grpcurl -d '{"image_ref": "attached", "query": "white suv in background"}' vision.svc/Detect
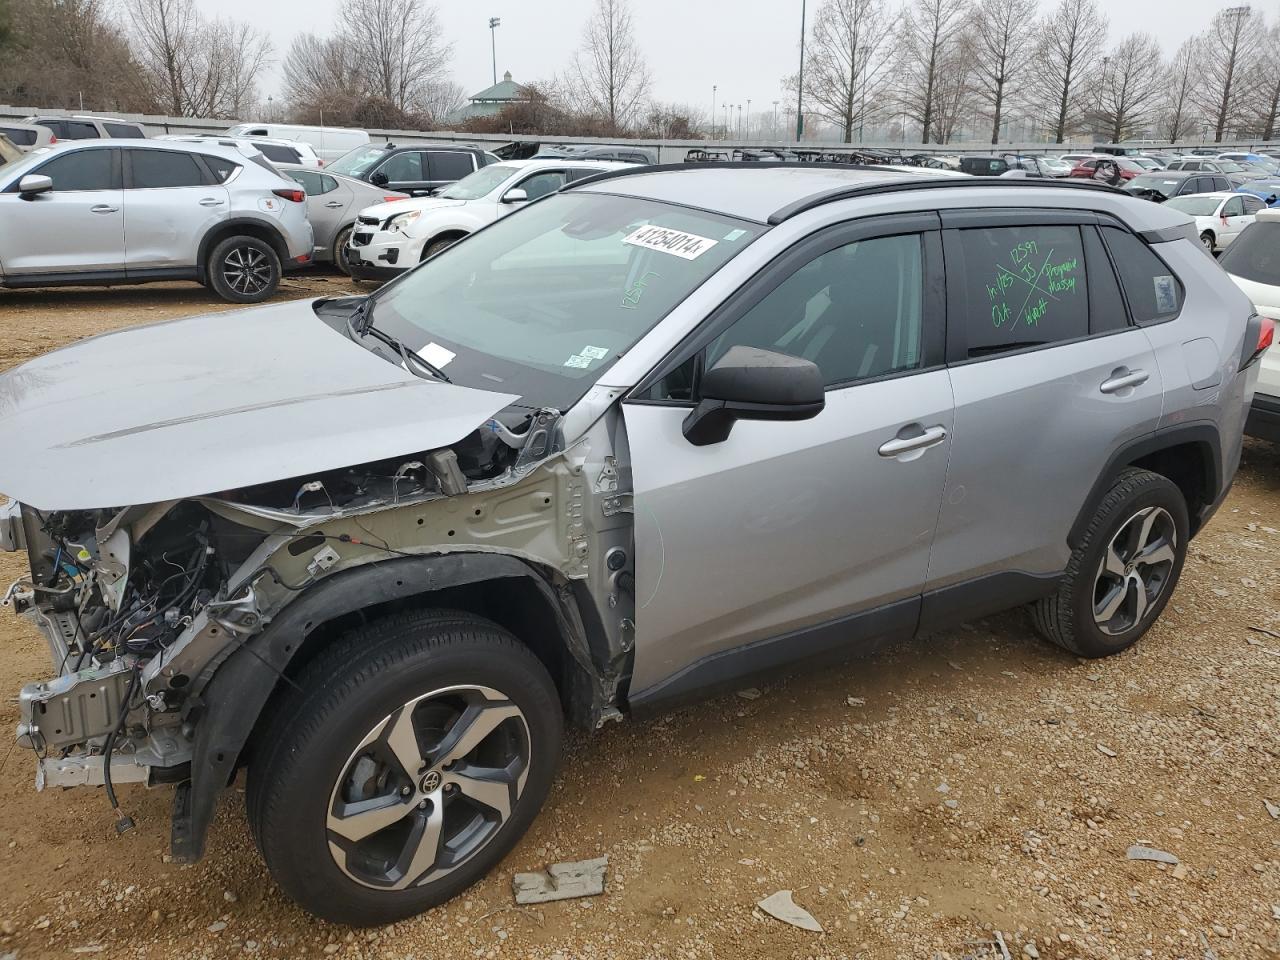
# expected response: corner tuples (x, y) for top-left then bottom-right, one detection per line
(159, 135), (323, 169)
(0, 140), (313, 302)
(347, 158), (629, 280)
(1221, 208), (1280, 439)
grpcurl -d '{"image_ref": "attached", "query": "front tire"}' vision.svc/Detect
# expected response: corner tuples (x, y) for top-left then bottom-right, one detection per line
(422, 235), (461, 261)
(246, 609), (563, 926)
(206, 235), (281, 303)
(1200, 231), (1216, 253)
(1033, 468), (1188, 658)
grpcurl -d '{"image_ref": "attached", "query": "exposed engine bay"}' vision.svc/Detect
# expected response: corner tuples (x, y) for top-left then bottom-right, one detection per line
(2, 401), (633, 837)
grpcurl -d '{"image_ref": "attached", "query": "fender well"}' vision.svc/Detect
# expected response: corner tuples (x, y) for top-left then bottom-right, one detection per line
(420, 229), (469, 261)
(1068, 422), (1222, 549)
(196, 218), (289, 282)
(173, 552), (602, 864)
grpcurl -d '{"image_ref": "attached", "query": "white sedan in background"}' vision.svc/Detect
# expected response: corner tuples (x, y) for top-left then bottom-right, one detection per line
(1220, 208), (1280, 439)
(1163, 191), (1265, 253)
(346, 158), (630, 281)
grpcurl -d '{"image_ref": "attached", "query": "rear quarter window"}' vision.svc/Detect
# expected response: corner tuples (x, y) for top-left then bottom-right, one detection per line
(1100, 226), (1183, 324)
(1, 127), (37, 146)
(258, 144), (302, 164)
(104, 123), (143, 138)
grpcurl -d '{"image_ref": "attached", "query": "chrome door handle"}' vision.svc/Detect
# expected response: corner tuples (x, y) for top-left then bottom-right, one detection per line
(323, 200), (344, 208)
(878, 425), (947, 458)
(198, 198), (224, 207)
(1100, 369), (1149, 394)
(89, 204), (118, 214)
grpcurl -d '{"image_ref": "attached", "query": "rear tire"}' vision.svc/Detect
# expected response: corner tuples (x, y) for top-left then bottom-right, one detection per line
(1032, 468), (1188, 658)
(1200, 231), (1216, 253)
(246, 609), (562, 926)
(206, 235), (280, 303)
(333, 226), (354, 276)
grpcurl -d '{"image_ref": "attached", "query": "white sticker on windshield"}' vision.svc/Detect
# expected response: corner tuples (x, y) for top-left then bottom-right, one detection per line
(421, 342), (456, 368)
(1153, 275), (1178, 314)
(578, 345), (609, 360)
(623, 225), (718, 260)
(724, 228), (747, 241)
(563, 354), (593, 368)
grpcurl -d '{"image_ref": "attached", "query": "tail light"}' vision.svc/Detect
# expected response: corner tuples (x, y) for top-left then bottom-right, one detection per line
(1242, 313), (1275, 369)
(272, 188), (306, 203)
(49, 135), (58, 144)
(317, 159), (324, 167)
(383, 195), (408, 202)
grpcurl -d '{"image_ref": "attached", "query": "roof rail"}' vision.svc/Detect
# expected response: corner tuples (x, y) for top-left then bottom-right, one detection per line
(565, 160), (1129, 224)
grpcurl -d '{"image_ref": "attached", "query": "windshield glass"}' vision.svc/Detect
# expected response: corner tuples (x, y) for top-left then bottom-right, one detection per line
(1220, 221), (1280, 286)
(1218, 161), (1245, 173)
(371, 192), (766, 409)
(439, 164), (519, 200)
(1165, 196), (1223, 216)
(1126, 175), (1183, 195)
(328, 145), (389, 177)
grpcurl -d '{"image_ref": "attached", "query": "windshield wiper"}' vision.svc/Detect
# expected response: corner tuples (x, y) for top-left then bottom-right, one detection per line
(346, 300), (453, 384)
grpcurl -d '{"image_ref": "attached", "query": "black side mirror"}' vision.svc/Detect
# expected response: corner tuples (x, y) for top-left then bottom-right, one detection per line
(370, 171), (389, 186)
(682, 345), (825, 446)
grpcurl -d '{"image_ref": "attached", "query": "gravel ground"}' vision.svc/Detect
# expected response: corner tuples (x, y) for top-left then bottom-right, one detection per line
(0, 280), (1277, 960)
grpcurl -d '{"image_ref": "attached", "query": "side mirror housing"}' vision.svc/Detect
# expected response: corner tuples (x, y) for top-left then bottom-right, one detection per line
(18, 174), (52, 198)
(501, 188), (528, 204)
(369, 171), (389, 186)
(682, 345), (825, 446)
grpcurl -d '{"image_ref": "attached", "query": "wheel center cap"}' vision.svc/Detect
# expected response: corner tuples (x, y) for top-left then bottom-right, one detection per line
(1125, 562), (1136, 576)
(419, 770), (441, 792)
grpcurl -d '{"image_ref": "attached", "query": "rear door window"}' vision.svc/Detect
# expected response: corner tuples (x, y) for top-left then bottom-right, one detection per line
(128, 149), (205, 188)
(951, 224), (1089, 357)
(428, 151), (476, 181)
(36, 119), (66, 138)
(1100, 226), (1183, 324)
(62, 120), (100, 139)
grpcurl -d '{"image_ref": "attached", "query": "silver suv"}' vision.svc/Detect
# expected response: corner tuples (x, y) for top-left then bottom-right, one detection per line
(0, 165), (1264, 925)
(0, 140), (313, 302)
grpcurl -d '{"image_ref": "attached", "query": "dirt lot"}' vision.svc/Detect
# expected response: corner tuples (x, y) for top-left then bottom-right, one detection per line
(0, 280), (1277, 960)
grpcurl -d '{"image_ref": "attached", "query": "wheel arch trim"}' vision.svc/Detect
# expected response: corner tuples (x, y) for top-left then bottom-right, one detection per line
(195, 217), (289, 282)
(173, 551), (600, 864)
(1067, 422), (1222, 550)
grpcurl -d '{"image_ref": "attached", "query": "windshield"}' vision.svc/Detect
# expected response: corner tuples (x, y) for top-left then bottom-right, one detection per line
(1218, 161), (1245, 173)
(370, 192), (766, 409)
(328, 145), (389, 178)
(1220, 221), (1280, 286)
(1244, 180), (1280, 195)
(1165, 196), (1223, 216)
(1126, 175), (1183, 195)
(439, 164), (520, 200)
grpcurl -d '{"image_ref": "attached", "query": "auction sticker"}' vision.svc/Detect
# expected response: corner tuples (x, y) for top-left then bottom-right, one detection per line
(623, 225), (718, 260)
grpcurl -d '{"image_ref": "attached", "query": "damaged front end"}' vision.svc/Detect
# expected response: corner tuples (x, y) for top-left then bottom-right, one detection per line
(2, 400), (635, 844)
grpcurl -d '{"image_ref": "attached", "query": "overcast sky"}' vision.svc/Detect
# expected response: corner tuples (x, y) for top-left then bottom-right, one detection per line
(204, 0), (1222, 123)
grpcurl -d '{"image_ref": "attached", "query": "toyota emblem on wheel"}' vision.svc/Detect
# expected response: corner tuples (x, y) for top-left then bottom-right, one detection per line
(420, 770), (441, 792)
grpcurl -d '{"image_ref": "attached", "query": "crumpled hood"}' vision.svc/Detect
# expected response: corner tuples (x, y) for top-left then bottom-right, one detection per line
(361, 196), (466, 222)
(0, 299), (517, 511)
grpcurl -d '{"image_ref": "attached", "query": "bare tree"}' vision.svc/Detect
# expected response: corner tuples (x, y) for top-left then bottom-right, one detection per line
(570, 0), (651, 131)
(339, 0), (451, 114)
(126, 0), (270, 117)
(1094, 33), (1164, 142)
(970, 0), (1037, 144)
(929, 28), (976, 143)
(0, 0), (152, 110)
(1194, 5), (1263, 142)
(416, 79), (467, 126)
(282, 33), (361, 110)
(898, 0), (968, 142)
(1025, 0), (1108, 143)
(1159, 38), (1203, 142)
(1254, 25), (1280, 140)
(801, 0), (899, 142)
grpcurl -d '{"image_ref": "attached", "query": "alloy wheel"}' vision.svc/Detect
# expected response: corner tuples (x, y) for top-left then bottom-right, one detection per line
(1092, 506), (1178, 636)
(221, 245), (273, 296)
(326, 684), (530, 890)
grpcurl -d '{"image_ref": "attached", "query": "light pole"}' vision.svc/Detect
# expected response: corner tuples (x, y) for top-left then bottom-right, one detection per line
(738, 104), (743, 139)
(712, 85), (717, 139)
(746, 99), (752, 139)
(795, 0), (807, 140)
(772, 100), (779, 139)
(488, 18), (501, 87)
